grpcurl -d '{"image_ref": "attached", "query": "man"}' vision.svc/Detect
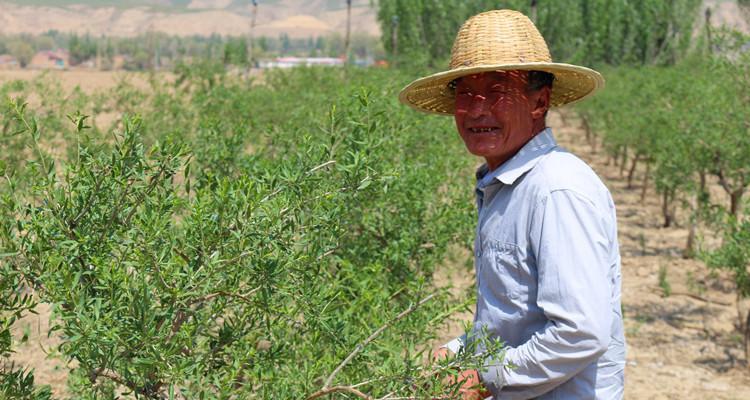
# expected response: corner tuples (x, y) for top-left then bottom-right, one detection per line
(398, 10), (625, 400)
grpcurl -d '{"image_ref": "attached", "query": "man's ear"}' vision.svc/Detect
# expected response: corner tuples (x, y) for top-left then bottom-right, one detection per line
(530, 86), (551, 120)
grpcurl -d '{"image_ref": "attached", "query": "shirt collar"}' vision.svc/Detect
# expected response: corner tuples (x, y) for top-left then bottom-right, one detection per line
(476, 128), (557, 189)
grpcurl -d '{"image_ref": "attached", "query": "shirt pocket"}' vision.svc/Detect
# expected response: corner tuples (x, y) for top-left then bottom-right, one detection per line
(481, 241), (525, 301)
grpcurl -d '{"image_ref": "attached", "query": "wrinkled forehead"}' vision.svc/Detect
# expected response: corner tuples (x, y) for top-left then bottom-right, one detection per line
(454, 70), (529, 88)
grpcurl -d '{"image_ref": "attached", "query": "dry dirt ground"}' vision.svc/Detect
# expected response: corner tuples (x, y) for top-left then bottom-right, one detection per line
(0, 69), (155, 94)
(5, 71), (750, 398)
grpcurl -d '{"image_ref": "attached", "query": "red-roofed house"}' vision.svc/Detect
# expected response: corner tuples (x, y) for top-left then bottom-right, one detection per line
(29, 50), (69, 70)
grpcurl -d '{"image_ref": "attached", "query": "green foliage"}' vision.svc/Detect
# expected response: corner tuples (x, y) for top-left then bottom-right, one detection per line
(5, 38), (35, 68)
(0, 65), (491, 398)
(576, 29), (750, 336)
(68, 33), (98, 66)
(658, 265), (671, 297)
(376, 0), (701, 67)
(705, 219), (750, 299)
(0, 368), (52, 400)
(222, 37), (248, 66)
(579, 29), (750, 220)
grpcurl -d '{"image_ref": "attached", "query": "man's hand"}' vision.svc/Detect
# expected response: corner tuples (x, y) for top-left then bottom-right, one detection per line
(430, 348), (490, 400)
(431, 347), (453, 362)
(455, 369), (490, 400)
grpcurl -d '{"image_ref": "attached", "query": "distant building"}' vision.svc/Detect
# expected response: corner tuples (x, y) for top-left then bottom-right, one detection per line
(260, 56), (344, 69)
(29, 50), (69, 70)
(0, 54), (19, 69)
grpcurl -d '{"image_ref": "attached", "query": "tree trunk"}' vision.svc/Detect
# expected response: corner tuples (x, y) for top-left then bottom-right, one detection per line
(612, 146), (620, 167)
(627, 153), (640, 189)
(391, 16), (399, 66)
(730, 189), (743, 219)
(662, 191), (673, 228)
(744, 308), (750, 367)
(705, 7), (713, 54)
(344, 0), (352, 66)
(684, 210), (697, 259)
(249, 1), (258, 67)
(684, 172), (707, 259)
(581, 115), (595, 152)
(619, 147), (628, 178)
(640, 162), (650, 203)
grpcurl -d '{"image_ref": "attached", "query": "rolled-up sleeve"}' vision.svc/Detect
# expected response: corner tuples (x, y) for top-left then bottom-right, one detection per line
(479, 189), (613, 399)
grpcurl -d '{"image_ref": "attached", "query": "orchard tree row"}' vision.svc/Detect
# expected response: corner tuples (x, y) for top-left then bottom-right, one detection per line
(575, 29), (750, 358)
(376, 0), (701, 67)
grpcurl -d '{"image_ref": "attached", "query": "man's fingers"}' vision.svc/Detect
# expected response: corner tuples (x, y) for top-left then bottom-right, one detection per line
(431, 347), (452, 362)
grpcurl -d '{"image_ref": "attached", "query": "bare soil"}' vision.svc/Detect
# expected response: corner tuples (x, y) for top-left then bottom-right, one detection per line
(0, 69), (155, 94)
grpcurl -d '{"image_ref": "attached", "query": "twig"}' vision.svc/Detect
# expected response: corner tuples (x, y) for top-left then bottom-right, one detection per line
(323, 293), (437, 389)
(260, 186), (283, 203)
(308, 160), (336, 174)
(195, 288), (261, 306)
(260, 160), (336, 204)
(174, 248), (191, 263)
(122, 161), (170, 226)
(316, 247), (338, 261)
(70, 168), (106, 228)
(306, 385), (372, 400)
(90, 368), (134, 391)
(166, 288), (261, 342)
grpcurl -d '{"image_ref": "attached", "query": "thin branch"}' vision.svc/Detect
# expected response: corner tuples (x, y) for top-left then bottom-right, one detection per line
(305, 385), (372, 400)
(308, 160), (336, 174)
(716, 166), (734, 196)
(192, 288), (261, 306)
(323, 293), (437, 389)
(260, 186), (283, 203)
(174, 248), (191, 263)
(122, 161), (170, 226)
(90, 368), (134, 391)
(260, 160), (336, 204)
(166, 287), (261, 342)
(316, 247), (338, 261)
(70, 168), (107, 228)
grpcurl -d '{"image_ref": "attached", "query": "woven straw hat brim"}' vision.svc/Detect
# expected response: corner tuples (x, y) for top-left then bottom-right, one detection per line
(398, 62), (605, 116)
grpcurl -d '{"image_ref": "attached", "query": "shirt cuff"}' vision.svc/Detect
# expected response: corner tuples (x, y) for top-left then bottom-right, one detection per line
(478, 346), (513, 397)
(440, 333), (467, 354)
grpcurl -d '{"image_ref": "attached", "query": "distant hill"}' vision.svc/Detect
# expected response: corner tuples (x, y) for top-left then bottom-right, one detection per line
(0, 0), (380, 38)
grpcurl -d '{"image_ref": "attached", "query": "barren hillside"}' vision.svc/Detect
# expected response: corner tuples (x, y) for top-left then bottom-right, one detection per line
(703, 0), (750, 34)
(0, 0), (380, 38)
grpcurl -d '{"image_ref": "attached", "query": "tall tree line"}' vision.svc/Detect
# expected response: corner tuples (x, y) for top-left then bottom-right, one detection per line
(376, 0), (702, 67)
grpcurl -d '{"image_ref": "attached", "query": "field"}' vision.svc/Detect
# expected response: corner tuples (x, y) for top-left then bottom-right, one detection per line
(1, 65), (750, 399)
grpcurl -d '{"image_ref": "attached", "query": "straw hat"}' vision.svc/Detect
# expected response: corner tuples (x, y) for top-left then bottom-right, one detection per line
(398, 9), (604, 115)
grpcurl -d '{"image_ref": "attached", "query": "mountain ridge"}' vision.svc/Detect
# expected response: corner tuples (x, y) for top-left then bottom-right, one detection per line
(0, 0), (380, 38)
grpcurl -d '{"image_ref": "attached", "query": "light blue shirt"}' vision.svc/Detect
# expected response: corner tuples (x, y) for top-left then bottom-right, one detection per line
(450, 128), (625, 399)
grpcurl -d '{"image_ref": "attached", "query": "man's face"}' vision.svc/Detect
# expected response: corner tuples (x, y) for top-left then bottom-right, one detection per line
(454, 71), (548, 170)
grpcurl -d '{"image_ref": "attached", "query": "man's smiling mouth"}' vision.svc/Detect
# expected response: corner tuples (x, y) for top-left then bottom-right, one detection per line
(469, 127), (500, 133)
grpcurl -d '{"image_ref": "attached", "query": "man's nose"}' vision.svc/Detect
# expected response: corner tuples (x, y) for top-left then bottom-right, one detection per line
(467, 94), (489, 118)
